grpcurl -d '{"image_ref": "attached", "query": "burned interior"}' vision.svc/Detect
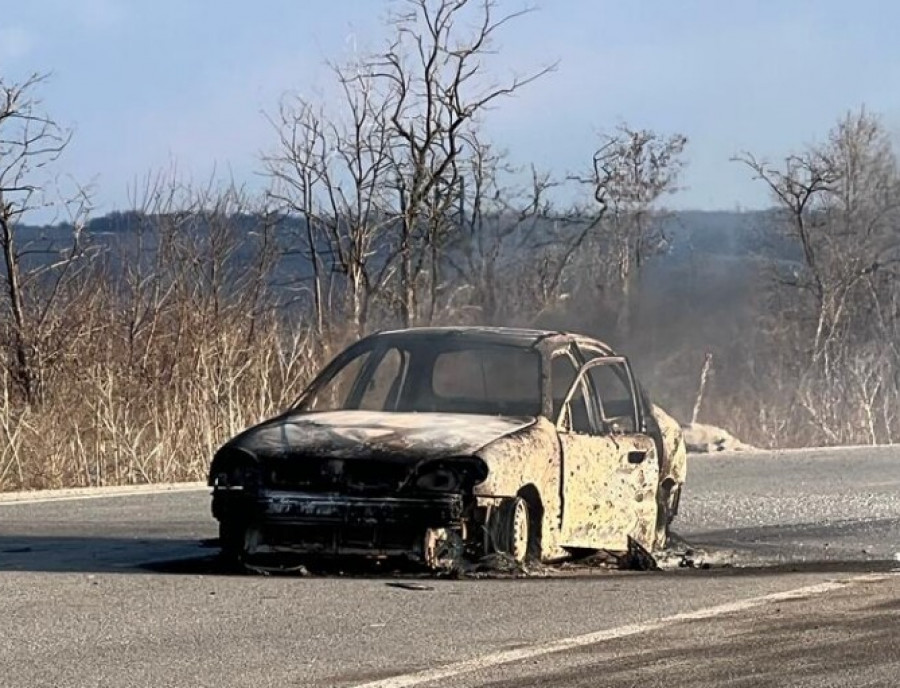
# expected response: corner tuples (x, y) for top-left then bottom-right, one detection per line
(208, 327), (686, 570)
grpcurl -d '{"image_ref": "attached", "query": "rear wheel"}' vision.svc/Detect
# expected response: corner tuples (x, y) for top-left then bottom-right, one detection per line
(654, 482), (680, 550)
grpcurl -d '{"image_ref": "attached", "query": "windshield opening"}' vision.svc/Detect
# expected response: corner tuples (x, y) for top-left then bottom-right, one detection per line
(300, 340), (542, 417)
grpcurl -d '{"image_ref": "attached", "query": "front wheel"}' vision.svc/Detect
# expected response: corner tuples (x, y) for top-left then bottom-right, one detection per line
(492, 496), (531, 563)
(218, 519), (248, 564)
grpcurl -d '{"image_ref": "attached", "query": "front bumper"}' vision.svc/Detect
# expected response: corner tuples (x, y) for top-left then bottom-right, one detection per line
(213, 488), (465, 558)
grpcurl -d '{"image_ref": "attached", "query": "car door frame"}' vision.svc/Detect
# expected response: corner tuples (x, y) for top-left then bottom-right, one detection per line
(559, 355), (643, 435)
(555, 353), (660, 550)
(576, 342), (669, 487)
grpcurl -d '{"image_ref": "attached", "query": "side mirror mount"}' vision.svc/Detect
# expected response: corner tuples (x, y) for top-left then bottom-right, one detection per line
(607, 419), (624, 435)
(558, 405), (572, 433)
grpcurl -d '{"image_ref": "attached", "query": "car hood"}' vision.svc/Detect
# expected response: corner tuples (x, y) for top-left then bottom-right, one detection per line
(222, 410), (536, 464)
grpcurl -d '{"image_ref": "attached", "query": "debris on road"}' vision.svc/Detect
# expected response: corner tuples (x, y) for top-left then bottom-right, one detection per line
(385, 582), (435, 591)
(620, 537), (661, 571)
(241, 560), (310, 577)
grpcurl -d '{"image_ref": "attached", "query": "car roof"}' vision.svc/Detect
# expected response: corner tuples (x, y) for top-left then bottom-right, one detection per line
(370, 326), (615, 354)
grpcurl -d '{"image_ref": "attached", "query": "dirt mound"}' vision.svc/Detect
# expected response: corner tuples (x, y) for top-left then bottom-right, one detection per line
(683, 422), (755, 453)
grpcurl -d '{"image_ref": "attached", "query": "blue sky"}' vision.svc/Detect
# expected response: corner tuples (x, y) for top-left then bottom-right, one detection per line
(2, 0), (899, 219)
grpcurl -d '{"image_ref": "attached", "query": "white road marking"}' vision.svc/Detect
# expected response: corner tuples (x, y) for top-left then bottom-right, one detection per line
(0, 482), (208, 505)
(353, 573), (895, 688)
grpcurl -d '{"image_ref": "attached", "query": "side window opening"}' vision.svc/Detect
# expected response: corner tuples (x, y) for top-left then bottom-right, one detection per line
(579, 345), (647, 434)
(551, 353), (592, 435)
(587, 361), (638, 434)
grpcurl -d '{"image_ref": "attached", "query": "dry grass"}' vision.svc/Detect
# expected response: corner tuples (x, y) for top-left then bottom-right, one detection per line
(0, 184), (335, 491)
(0, 310), (323, 491)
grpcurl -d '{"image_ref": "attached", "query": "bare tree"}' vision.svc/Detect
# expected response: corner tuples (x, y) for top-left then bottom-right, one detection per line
(265, 0), (554, 332)
(736, 109), (900, 361)
(265, 101), (329, 338)
(442, 135), (557, 323)
(442, 124), (687, 329)
(371, 0), (555, 326)
(576, 125), (687, 340)
(737, 107), (900, 445)
(266, 61), (395, 339)
(0, 73), (93, 404)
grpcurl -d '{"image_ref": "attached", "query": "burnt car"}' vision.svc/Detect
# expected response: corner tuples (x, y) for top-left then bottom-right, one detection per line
(208, 327), (686, 568)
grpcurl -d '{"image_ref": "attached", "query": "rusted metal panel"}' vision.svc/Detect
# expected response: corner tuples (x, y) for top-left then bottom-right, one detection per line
(558, 433), (659, 551)
(652, 404), (687, 486)
(473, 418), (564, 559)
(225, 410), (535, 462)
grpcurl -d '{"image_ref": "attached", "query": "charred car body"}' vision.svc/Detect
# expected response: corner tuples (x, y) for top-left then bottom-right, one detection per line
(208, 327), (686, 568)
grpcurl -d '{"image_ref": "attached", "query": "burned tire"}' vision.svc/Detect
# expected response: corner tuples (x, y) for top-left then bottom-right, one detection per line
(654, 482), (680, 550)
(218, 520), (247, 564)
(494, 496), (531, 564)
(653, 501), (669, 550)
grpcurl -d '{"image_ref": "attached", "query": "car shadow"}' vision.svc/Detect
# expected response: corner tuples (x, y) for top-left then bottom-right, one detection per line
(661, 521), (900, 578)
(0, 534), (229, 575)
(1, 531), (896, 579)
(683, 517), (900, 544)
(0, 533), (462, 578)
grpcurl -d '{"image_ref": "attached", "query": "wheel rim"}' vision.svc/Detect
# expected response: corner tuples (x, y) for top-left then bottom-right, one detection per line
(509, 498), (530, 563)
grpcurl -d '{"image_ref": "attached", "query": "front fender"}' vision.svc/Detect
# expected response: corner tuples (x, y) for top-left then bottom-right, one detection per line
(473, 417), (560, 498)
(472, 417), (563, 559)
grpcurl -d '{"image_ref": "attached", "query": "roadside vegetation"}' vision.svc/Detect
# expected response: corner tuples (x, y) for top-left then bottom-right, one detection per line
(1, 0), (899, 490)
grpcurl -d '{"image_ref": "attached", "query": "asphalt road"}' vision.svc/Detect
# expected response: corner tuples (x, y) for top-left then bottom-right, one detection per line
(2, 446), (900, 687)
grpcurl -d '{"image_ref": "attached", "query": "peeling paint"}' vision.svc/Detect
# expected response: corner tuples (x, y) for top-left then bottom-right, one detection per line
(558, 433), (659, 551)
(653, 404), (687, 487)
(225, 410), (534, 462)
(475, 418), (563, 558)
